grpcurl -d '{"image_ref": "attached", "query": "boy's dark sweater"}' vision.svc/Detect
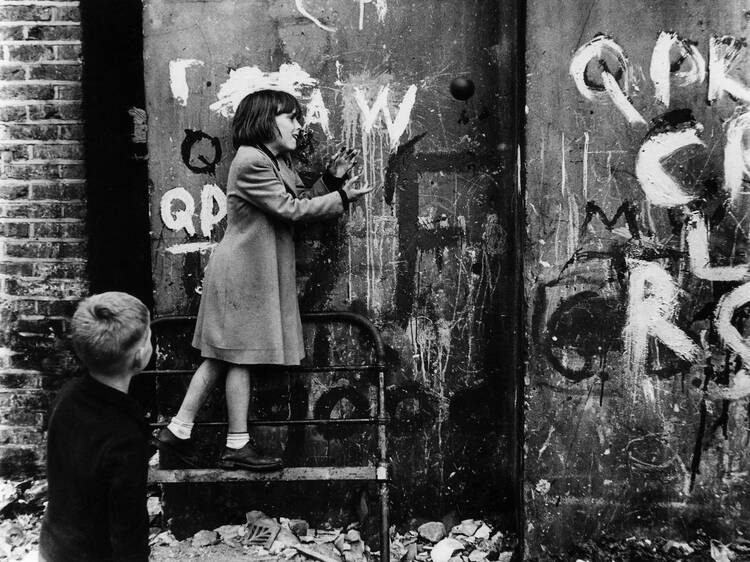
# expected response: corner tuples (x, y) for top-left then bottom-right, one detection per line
(40, 375), (154, 562)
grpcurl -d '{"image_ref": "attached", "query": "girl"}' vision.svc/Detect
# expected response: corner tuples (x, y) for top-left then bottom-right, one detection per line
(154, 89), (373, 470)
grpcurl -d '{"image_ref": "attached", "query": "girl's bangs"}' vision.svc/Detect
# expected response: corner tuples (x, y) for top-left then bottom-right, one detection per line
(275, 92), (302, 118)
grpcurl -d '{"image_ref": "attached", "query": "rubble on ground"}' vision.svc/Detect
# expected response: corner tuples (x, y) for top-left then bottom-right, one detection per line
(0, 478), (47, 562)
(149, 509), (516, 562)
(553, 532), (750, 561)
(1, 483), (748, 561)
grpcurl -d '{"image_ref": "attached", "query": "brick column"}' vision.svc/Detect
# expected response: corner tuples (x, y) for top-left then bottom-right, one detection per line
(0, 0), (85, 477)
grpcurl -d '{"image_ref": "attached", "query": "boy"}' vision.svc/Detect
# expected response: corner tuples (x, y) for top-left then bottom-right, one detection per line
(39, 292), (154, 562)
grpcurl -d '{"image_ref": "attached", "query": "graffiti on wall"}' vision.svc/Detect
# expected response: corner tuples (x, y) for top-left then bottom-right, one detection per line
(155, 49), (504, 504)
(160, 61), (418, 254)
(294, 0), (388, 32)
(535, 30), (750, 489)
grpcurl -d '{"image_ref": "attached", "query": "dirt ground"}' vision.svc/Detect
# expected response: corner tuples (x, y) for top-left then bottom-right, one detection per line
(2, 479), (750, 561)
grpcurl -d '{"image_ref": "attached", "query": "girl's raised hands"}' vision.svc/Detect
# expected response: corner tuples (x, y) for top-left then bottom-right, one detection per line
(341, 174), (375, 202)
(327, 147), (358, 178)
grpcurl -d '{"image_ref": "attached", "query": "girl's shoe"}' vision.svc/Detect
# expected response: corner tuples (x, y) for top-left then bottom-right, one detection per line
(151, 427), (200, 467)
(218, 442), (283, 471)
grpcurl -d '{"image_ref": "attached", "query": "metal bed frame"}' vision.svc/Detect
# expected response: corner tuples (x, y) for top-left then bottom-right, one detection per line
(143, 311), (390, 561)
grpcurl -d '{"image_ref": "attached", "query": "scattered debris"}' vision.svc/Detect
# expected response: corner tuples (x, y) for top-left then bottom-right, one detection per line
(191, 529), (219, 548)
(2, 488), (743, 562)
(290, 518), (310, 537)
(270, 526), (301, 554)
(451, 520), (479, 538)
(246, 512), (281, 548)
(0, 484), (15, 516)
(0, 513), (41, 561)
(474, 524), (491, 541)
(149, 530), (178, 547)
(663, 540), (694, 556)
(418, 521), (446, 543)
(430, 537), (465, 562)
(214, 524), (244, 544)
(556, 534), (750, 561)
(0, 479), (47, 519)
(295, 542), (344, 562)
(710, 540), (734, 562)
(19, 482), (46, 508)
(147, 495), (163, 525)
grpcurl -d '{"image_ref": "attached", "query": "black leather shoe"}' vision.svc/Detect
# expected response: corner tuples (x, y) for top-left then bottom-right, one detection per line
(218, 441), (283, 471)
(151, 427), (199, 467)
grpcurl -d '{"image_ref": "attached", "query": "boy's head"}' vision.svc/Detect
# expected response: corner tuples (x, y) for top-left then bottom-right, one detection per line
(71, 292), (152, 376)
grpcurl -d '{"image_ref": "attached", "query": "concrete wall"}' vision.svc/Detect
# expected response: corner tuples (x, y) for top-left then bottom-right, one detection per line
(144, 0), (521, 527)
(0, 0), (85, 476)
(525, 0), (750, 556)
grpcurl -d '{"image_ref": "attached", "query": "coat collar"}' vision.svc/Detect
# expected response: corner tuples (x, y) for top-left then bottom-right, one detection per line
(254, 143), (280, 170)
(79, 375), (150, 434)
(252, 144), (298, 199)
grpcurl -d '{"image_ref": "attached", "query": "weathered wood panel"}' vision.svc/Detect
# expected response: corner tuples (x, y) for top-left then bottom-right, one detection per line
(144, 0), (520, 530)
(526, 0), (750, 556)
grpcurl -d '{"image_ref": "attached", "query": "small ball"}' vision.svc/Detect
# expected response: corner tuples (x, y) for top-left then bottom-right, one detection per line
(450, 77), (475, 100)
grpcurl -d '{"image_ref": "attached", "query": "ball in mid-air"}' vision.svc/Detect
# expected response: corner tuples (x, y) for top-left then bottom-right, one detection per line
(450, 77), (475, 100)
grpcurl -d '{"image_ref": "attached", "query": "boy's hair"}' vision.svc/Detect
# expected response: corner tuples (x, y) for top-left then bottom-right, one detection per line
(71, 292), (150, 375)
(232, 89), (303, 149)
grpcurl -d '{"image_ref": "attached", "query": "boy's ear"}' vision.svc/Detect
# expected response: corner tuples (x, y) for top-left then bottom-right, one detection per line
(131, 332), (152, 372)
(131, 345), (146, 371)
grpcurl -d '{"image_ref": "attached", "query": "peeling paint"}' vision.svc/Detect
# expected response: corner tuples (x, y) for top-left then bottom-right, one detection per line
(169, 59), (204, 106)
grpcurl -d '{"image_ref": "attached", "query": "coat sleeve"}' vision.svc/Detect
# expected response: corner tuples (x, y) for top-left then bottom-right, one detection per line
(102, 437), (150, 562)
(235, 155), (345, 222)
(297, 169), (346, 200)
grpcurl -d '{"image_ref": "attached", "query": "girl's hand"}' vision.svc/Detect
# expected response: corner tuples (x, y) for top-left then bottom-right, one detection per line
(342, 174), (375, 202)
(327, 147), (358, 178)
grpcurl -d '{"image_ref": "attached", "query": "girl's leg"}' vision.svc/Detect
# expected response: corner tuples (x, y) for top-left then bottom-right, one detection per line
(174, 358), (226, 424)
(156, 358), (226, 466)
(220, 365), (282, 470)
(225, 365), (251, 434)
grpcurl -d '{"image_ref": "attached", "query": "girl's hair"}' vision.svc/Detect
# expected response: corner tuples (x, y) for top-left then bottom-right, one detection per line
(232, 89), (303, 149)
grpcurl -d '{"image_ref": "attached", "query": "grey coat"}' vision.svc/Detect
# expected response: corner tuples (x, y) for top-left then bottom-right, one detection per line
(192, 145), (345, 365)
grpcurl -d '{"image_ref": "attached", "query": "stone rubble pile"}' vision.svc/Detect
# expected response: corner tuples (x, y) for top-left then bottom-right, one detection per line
(150, 507), (515, 562)
(390, 519), (513, 562)
(0, 478), (47, 562)
(150, 508), (377, 562)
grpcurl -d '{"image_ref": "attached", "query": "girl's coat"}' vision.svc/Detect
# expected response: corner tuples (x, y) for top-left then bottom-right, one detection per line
(192, 145), (345, 365)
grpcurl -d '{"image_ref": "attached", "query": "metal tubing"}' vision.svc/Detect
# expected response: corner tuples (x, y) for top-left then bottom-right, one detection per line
(380, 481), (390, 562)
(142, 365), (380, 376)
(150, 418), (376, 427)
(149, 312), (386, 364)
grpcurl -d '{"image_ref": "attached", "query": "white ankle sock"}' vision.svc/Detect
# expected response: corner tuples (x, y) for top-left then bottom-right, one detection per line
(226, 432), (249, 449)
(167, 417), (194, 440)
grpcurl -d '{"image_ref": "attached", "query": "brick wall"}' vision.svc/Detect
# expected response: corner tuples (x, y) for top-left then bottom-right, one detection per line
(0, 0), (85, 477)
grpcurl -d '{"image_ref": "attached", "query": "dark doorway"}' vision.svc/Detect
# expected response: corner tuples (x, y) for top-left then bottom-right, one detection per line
(80, 0), (152, 306)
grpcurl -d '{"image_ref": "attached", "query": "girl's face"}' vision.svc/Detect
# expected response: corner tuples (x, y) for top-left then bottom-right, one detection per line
(268, 111), (301, 155)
